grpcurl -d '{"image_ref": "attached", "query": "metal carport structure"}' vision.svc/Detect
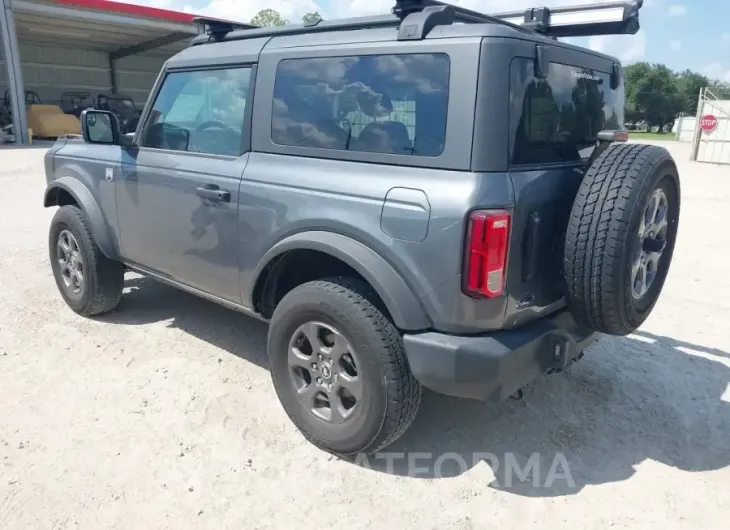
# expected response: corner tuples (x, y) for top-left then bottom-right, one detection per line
(1, 0), (204, 144)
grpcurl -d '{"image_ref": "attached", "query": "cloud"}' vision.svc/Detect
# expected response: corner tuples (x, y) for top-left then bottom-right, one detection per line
(589, 33), (647, 64)
(704, 63), (730, 84)
(667, 5), (688, 17)
(669, 40), (682, 52)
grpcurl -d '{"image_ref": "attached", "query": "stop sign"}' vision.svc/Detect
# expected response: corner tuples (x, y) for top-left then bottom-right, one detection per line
(700, 115), (718, 132)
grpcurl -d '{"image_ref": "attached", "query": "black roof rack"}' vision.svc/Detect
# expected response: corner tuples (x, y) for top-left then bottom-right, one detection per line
(190, 0), (643, 45)
(491, 0), (644, 38)
(193, 17), (259, 41)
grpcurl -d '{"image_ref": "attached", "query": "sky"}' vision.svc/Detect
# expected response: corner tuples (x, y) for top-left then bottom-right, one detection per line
(119, 0), (730, 83)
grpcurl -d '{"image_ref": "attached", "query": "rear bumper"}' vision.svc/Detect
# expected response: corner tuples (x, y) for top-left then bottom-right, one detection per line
(402, 310), (599, 402)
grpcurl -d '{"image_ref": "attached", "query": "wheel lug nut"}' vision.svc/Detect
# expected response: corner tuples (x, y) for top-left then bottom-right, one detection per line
(318, 354), (323, 361)
(311, 363), (317, 370)
(317, 378), (323, 384)
(327, 383), (333, 391)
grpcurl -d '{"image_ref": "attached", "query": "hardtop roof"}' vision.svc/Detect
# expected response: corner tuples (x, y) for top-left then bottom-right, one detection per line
(167, 22), (621, 71)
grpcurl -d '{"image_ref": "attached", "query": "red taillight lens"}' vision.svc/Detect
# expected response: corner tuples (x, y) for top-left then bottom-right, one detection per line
(463, 210), (511, 298)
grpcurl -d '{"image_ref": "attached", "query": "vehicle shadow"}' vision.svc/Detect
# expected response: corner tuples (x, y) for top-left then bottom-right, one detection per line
(96, 274), (269, 370)
(632, 329), (730, 360)
(99, 276), (730, 498)
(358, 332), (730, 497)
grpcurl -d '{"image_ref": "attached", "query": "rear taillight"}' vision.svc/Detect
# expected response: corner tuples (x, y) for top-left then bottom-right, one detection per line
(463, 210), (511, 298)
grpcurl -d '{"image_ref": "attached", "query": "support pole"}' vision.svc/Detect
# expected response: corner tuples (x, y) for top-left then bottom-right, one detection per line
(1, 0), (29, 144)
(109, 54), (118, 94)
(690, 87), (704, 162)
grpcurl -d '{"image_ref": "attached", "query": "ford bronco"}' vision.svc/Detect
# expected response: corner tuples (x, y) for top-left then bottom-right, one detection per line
(43, 0), (680, 456)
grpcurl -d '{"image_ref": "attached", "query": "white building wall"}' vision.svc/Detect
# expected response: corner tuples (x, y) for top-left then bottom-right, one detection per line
(115, 52), (167, 107)
(675, 116), (697, 142)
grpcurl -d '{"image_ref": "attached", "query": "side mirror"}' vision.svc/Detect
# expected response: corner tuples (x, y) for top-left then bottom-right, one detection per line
(81, 109), (121, 145)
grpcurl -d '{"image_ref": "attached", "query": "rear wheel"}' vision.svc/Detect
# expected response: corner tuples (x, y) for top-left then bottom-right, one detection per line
(564, 143), (681, 336)
(268, 277), (421, 456)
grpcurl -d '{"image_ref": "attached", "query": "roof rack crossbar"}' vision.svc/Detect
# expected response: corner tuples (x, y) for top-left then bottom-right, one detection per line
(413, 0), (643, 38)
(190, 15), (402, 45)
(395, 0), (494, 23)
(189, 0), (643, 46)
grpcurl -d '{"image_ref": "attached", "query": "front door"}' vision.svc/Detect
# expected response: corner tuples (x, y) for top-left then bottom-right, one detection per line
(116, 65), (254, 303)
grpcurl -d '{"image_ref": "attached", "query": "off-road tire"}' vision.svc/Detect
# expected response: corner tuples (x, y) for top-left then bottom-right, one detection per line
(564, 143), (680, 336)
(268, 277), (422, 456)
(49, 205), (124, 316)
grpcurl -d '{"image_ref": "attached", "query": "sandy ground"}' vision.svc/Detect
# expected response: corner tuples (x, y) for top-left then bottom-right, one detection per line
(1, 141), (729, 529)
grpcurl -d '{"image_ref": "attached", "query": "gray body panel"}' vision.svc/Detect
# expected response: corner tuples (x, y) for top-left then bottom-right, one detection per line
(45, 140), (123, 259)
(44, 18), (622, 334)
(116, 148), (249, 303)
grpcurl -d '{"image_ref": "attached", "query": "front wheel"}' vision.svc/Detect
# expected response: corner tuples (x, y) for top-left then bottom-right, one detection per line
(49, 205), (124, 316)
(267, 277), (421, 456)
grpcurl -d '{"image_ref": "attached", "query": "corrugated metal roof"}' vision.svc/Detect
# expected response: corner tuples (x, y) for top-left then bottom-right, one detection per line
(48, 0), (198, 24)
(11, 0), (206, 53)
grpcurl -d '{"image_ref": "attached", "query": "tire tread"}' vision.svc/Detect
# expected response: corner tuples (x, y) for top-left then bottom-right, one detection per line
(270, 277), (421, 455)
(564, 143), (679, 335)
(50, 205), (123, 316)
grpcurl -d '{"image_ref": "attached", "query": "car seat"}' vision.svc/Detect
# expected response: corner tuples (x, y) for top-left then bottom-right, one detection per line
(353, 121), (413, 154)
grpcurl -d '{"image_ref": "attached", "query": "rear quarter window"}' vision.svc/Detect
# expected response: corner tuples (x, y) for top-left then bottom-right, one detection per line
(271, 53), (450, 157)
(510, 59), (624, 166)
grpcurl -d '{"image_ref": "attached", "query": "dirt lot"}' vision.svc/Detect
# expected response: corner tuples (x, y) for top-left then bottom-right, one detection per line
(1, 141), (729, 529)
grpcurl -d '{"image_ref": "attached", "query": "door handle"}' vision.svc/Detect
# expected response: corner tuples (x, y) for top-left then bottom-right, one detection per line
(196, 186), (230, 203)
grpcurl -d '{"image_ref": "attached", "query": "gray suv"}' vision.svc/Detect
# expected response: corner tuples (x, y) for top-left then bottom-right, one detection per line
(43, 0), (680, 456)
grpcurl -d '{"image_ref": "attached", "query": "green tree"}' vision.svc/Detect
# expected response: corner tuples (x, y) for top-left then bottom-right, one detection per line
(624, 62), (681, 131)
(302, 12), (323, 24)
(250, 8), (288, 27)
(674, 69), (710, 115)
(708, 81), (730, 99)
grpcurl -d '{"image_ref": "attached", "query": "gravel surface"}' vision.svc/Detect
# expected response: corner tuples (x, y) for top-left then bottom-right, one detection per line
(1, 141), (728, 529)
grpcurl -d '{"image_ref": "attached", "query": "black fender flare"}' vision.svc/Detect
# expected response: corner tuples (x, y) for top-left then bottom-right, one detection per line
(251, 231), (432, 331)
(44, 177), (119, 259)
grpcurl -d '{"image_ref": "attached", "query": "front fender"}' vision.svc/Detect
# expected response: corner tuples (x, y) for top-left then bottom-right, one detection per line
(44, 177), (119, 260)
(251, 231), (432, 331)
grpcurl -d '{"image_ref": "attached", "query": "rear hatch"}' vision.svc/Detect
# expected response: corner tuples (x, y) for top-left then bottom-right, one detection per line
(502, 56), (625, 328)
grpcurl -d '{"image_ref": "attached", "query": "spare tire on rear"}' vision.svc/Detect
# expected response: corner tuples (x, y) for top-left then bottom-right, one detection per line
(563, 143), (681, 336)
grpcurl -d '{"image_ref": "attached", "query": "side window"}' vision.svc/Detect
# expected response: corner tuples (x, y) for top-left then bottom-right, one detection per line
(510, 60), (624, 166)
(271, 53), (450, 157)
(140, 67), (252, 157)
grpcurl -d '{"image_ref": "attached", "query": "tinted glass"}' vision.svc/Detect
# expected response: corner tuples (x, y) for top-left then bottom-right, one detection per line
(510, 60), (624, 165)
(140, 67), (251, 157)
(272, 54), (450, 157)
